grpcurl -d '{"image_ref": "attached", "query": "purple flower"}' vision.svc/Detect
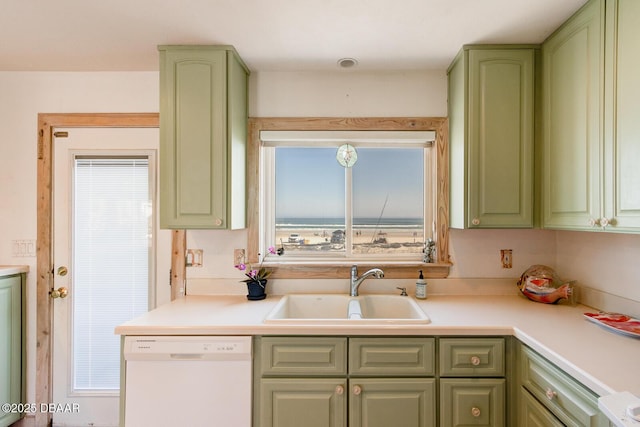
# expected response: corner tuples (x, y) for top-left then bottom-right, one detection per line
(268, 246), (276, 255)
(235, 263), (246, 271)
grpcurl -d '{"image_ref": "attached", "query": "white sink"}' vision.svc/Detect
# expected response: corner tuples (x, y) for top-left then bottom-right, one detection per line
(263, 294), (430, 325)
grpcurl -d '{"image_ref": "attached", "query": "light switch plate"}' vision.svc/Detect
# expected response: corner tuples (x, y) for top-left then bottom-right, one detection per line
(500, 249), (512, 268)
(234, 249), (245, 266)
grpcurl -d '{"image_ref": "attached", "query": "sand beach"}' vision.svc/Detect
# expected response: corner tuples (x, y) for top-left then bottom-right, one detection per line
(275, 226), (424, 254)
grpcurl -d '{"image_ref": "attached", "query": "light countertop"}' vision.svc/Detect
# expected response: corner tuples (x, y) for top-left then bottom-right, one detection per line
(115, 293), (640, 398)
(0, 265), (29, 275)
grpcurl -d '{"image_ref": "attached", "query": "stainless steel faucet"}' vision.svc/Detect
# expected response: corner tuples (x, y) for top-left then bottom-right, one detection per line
(350, 265), (384, 296)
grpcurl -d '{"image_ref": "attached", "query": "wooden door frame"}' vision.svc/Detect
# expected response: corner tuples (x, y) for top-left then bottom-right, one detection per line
(35, 113), (166, 426)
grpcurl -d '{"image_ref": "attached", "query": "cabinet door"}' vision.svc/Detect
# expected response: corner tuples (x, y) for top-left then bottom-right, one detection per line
(467, 49), (535, 228)
(160, 47), (228, 228)
(260, 378), (346, 427)
(604, 0), (640, 231)
(0, 275), (22, 427)
(519, 387), (564, 427)
(520, 345), (607, 426)
(159, 46), (248, 229)
(542, 0), (605, 230)
(440, 379), (505, 427)
(349, 378), (436, 427)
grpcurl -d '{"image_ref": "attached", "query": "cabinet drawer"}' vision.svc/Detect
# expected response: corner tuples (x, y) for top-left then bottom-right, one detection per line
(519, 387), (563, 427)
(259, 337), (347, 376)
(520, 345), (605, 427)
(349, 378), (436, 427)
(260, 378), (347, 427)
(439, 337), (505, 377)
(349, 338), (435, 376)
(440, 378), (505, 427)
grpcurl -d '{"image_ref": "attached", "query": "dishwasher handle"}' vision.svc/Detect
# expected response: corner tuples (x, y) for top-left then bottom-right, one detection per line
(170, 353), (205, 360)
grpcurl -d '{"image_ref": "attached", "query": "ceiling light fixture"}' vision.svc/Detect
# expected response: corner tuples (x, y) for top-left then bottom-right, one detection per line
(337, 58), (358, 68)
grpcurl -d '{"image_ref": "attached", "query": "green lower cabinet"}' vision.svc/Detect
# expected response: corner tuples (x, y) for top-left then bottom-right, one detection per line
(519, 387), (564, 427)
(440, 379), (506, 427)
(519, 344), (609, 426)
(349, 378), (436, 427)
(260, 378), (347, 427)
(0, 274), (23, 427)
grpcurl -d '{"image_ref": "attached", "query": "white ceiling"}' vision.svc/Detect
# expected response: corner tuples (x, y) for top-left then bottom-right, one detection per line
(1, 0), (587, 72)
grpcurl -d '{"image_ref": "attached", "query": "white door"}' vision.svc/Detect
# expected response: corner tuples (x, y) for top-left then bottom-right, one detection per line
(52, 127), (171, 426)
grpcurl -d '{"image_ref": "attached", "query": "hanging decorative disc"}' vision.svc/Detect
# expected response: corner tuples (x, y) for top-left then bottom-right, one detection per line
(336, 143), (358, 168)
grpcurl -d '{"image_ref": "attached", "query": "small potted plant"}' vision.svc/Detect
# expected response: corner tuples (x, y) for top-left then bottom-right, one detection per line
(235, 246), (278, 300)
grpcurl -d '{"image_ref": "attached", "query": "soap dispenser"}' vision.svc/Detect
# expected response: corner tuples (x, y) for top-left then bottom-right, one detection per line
(415, 270), (427, 299)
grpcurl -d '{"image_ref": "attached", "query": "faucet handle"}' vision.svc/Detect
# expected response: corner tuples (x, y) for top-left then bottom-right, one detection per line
(396, 287), (408, 296)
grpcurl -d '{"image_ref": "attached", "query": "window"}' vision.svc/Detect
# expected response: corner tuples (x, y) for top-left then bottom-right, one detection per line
(248, 117), (450, 278)
(261, 129), (435, 261)
(73, 156), (153, 391)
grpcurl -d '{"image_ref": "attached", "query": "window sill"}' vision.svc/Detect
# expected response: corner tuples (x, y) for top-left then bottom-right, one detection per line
(262, 262), (451, 279)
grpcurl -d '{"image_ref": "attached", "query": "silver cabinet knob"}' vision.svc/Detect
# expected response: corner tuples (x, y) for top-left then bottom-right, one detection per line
(600, 217), (610, 228)
(215, 218), (223, 226)
(352, 385), (362, 395)
(471, 218), (480, 226)
(335, 385), (344, 395)
(471, 407), (481, 417)
(470, 356), (481, 366)
(588, 218), (598, 227)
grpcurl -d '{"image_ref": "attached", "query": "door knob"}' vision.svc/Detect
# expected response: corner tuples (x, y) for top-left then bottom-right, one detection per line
(50, 287), (68, 299)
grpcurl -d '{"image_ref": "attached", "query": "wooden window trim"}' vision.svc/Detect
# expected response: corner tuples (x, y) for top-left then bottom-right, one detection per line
(247, 117), (451, 279)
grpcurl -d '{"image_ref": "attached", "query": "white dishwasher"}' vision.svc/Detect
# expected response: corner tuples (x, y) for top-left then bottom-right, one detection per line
(123, 336), (252, 427)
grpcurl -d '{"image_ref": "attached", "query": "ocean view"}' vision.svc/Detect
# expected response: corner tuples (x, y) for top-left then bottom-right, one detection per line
(276, 217), (423, 229)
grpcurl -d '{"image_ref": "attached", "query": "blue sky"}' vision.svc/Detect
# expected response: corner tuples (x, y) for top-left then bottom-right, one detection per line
(275, 147), (423, 219)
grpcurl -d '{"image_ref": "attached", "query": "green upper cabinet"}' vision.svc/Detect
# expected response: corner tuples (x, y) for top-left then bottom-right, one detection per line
(159, 45), (249, 229)
(541, 0), (604, 231)
(603, 0), (640, 231)
(542, 0), (640, 232)
(448, 46), (536, 229)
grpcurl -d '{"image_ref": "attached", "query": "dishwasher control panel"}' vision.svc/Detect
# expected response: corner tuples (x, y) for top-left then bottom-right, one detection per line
(123, 336), (252, 361)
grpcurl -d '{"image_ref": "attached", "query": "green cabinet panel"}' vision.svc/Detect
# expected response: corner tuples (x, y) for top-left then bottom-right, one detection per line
(603, 0), (640, 230)
(519, 387), (564, 427)
(349, 378), (436, 427)
(0, 274), (24, 427)
(440, 379), (506, 427)
(541, 0), (604, 230)
(349, 337), (435, 376)
(159, 45), (248, 229)
(260, 378), (347, 427)
(259, 337), (347, 376)
(254, 337), (437, 427)
(448, 46), (536, 228)
(542, 0), (640, 232)
(439, 338), (505, 377)
(519, 344), (608, 427)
